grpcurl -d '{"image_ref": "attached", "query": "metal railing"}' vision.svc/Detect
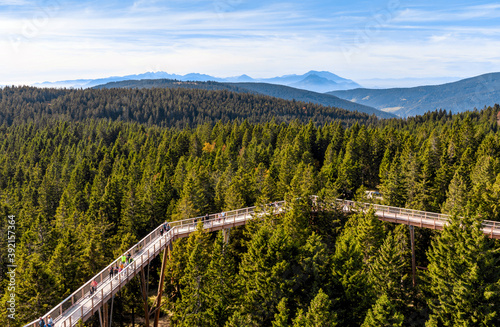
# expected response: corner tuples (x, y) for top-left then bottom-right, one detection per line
(25, 201), (286, 327)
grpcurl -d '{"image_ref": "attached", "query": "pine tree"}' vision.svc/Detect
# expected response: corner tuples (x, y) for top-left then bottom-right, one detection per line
(354, 210), (385, 264)
(205, 232), (237, 326)
(225, 310), (257, 327)
(331, 231), (372, 327)
(298, 232), (332, 305)
(369, 225), (410, 307)
(361, 294), (404, 327)
(238, 224), (297, 325)
(441, 170), (469, 215)
(172, 223), (213, 326)
(379, 154), (406, 207)
(272, 298), (290, 327)
(303, 289), (337, 327)
(426, 214), (500, 326)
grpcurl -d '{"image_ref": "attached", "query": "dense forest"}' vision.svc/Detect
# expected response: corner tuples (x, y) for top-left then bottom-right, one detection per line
(0, 86), (376, 128)
(1, 85), (500, 326)
(93, 79), (394, 118)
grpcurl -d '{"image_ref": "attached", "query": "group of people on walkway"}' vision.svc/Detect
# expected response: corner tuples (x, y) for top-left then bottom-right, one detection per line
(39, 315), (53, 327)
(193, 212), (227, 226)
(160, 221), (171, 236)
(107, 252), (135, 280)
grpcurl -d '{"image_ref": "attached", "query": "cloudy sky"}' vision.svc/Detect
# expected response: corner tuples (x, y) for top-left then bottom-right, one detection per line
(1, 0), (500, 86)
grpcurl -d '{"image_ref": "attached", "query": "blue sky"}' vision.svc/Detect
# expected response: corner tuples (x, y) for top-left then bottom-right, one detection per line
(1, 0), (500, 86)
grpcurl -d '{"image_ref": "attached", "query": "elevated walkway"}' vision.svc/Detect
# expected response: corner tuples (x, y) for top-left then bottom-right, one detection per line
(26, 202), (285, 327)
(25, 198), (500, 327)
(338, 199), (500, 239)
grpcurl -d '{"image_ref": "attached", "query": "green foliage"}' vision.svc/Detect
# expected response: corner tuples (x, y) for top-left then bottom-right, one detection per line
(272, 298), (290, 327)
(300, 289), (337, 327)
(369, 226), (410, 308)
(237, 224), (298, 325)
(361, 294), (404, 327)
(426, 215), (500, 326)
(1, 89), (500, 327)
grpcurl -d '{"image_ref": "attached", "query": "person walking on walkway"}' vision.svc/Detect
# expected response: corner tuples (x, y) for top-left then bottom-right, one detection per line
(90, 280), (98, 295)
(127, 252), (132, 264)
(47, 315), (53, 327)
(122, 254), (127, 266)
(39, 317), (45, 327)
(109, 265), (114, 279)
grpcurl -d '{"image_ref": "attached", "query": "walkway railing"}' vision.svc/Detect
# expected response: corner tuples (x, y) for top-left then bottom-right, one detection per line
(23, 197), (500, 327)
(335, 199), (500, 238)
(24, 201), (286, 327)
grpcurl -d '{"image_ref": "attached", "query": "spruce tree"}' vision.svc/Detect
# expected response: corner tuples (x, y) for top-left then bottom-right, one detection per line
(369, 225), (410, 308)
(238, 224), (297, 325)
(272, 298), (290, 327)
(361, 294), (404, 327)
(172, 223), (213, 326)
(302, 289), (337, 327)
(426, 214), (500, 326)
(331, 231), (372, 327)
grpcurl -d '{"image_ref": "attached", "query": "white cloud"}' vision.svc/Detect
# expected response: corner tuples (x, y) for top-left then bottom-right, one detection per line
(1, 1), (500, 84)
(395, 3), (500, 23)
(0, 0), (31, 5)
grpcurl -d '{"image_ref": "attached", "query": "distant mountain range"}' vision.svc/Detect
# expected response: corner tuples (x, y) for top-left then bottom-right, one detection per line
(94, 79), (396, 119)
(34, 70), (361, 93)
(328, 73), (500, 117)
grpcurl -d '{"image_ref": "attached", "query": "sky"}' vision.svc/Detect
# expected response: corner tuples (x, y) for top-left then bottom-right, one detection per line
(1, 0), (500, 86)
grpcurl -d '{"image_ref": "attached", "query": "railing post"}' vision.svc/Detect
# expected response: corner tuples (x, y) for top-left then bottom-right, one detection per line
(81, 304), (83, 318)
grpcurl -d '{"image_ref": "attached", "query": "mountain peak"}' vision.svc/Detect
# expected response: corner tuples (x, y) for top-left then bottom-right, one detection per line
(34, 70), (361, 92)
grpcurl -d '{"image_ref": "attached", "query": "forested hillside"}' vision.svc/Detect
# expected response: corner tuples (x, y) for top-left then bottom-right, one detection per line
(328, 72), (500, 117)
(93, 79), (395, 119)
(1, 87), (500, 326)
(0, 86), (377, 128)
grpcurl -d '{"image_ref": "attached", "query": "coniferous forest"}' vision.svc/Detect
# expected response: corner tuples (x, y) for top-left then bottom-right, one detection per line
(1, 86), (500, 326)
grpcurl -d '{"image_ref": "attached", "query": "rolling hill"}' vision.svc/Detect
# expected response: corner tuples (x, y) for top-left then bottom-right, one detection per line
(94, 79), (395, 119)
(328, 72), (500, 117)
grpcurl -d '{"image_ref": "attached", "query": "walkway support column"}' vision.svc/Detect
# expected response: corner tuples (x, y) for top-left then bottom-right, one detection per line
(103, 300), (108, 327)
(154, 243), (171, 327)
(223, 228), (231, 244)
(409, 225), (416, 287)
(140, 268), (150, 327)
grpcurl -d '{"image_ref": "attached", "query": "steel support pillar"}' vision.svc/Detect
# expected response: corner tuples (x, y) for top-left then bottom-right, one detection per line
(409, 225), (416, 287)
(154, 244), (170, 327)
(140, 268), (150, 327)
